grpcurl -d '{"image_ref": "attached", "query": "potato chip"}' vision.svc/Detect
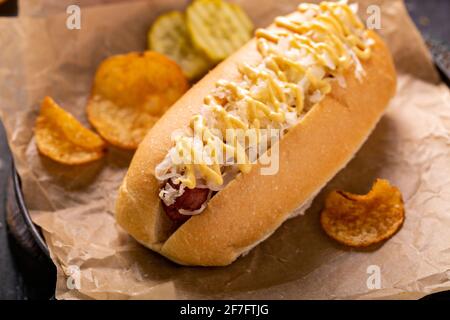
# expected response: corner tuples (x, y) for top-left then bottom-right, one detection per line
(320, 179), (405, 247)
(186, 0), (254, 62)
(149, 11), (213, 81)
(35, 97), (106, 165)
(86, 51), (189, 149)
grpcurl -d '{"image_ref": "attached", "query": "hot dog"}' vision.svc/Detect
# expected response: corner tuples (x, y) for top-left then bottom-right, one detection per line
(162, 182), (211, 224)
(115, 1), (397, 266)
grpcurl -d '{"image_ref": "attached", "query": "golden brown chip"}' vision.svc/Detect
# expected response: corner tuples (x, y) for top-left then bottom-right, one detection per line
(35, 97), (106, 165)
(320, 179), (405, 247)
(86, 51), (189, 149)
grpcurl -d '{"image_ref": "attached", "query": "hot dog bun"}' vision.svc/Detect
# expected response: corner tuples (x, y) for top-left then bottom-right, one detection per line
(116, 14), (396, 266)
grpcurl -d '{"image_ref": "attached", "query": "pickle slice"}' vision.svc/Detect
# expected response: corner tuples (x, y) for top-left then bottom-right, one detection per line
(186, 0), (254, 62)
(148, 11), (212, 81)
(229, 3), (254, 34)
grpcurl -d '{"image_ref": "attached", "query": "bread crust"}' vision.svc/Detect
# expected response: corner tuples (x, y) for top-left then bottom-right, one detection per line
(115, 30), (396, 266)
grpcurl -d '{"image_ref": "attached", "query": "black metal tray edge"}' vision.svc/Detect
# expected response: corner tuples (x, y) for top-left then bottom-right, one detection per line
(11, 161), (50, 258)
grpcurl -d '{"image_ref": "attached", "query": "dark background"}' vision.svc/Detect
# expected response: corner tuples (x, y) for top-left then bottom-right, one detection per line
(0, 0), (449, 300)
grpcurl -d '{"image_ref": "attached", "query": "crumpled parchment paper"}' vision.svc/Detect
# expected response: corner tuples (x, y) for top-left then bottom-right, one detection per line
(1, 0), (449, 299)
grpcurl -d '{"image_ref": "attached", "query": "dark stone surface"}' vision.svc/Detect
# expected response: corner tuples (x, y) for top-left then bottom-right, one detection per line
(0, 124), (24, 300)
(405, 0), (449, 43)
(0, 0), (448, 300)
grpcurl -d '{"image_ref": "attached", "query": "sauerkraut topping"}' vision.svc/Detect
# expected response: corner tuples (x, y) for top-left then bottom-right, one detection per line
(156, 0), (373, 208)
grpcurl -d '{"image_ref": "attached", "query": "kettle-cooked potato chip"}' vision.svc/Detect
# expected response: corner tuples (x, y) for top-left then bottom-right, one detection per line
(86, 51), (189, 149)
(148, 11), (213, 81)
(320, 179), (405, 247)
(35, 96), (106, 165)
(186, 0), (254, 62)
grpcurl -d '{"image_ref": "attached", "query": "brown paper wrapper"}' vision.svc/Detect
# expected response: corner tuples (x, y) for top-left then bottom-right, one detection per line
(1, 0), (450, 299)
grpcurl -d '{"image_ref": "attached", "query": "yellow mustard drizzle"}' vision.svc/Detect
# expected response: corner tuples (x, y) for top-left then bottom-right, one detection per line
(158, 1), (372, 191)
